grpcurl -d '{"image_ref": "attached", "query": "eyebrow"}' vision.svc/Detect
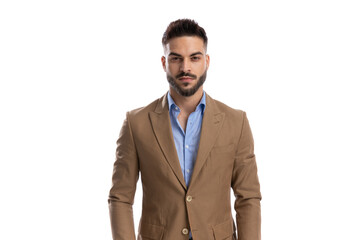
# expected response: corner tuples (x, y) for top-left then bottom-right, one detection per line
(190, 52), (203, 57)
(169, 52), (182, 57)
(169, 51), (204, 57)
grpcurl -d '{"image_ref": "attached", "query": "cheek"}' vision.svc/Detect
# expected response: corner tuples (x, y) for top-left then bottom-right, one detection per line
(195, 62), (207, 73)
(167, 64), (179, 75)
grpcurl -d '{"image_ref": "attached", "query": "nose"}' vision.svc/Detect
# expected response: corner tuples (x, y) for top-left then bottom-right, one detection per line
(180, 58), (191, 72)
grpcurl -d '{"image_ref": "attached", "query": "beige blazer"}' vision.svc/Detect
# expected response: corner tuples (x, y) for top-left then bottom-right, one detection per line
(108, 93), (261, 240)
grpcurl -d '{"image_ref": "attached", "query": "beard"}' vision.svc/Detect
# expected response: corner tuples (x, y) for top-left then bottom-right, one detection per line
(167, 70), (207, 97)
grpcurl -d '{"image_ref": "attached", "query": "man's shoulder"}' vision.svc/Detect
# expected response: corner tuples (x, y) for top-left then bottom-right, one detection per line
(126, 94), (165, 119)
(209, 94), (245, 118)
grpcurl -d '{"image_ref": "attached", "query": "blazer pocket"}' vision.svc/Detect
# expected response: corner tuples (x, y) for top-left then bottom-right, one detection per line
(139, 222), (164, 240)
(212, 219), (234, 240)
(211, 143), (234, 154)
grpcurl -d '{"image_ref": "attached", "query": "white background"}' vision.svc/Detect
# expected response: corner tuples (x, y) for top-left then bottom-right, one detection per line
(1, 0), (359, 239)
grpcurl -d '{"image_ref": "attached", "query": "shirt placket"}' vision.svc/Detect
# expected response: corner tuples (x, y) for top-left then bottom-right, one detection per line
(172, 106), (186, 182)
(184, 113), (196, 186)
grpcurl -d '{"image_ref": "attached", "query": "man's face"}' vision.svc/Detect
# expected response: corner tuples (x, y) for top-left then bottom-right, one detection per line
(162, 36), (210, 97)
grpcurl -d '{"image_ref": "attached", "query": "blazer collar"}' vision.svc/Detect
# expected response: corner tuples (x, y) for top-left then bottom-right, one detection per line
(149, 92), (225, 191)
(150, 93), (187, 190)
(189, 93), (225, 189)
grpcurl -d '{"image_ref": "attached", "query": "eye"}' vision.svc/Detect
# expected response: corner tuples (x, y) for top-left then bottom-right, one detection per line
(191, 56), (201, 61)
(170, 57), (182, 62)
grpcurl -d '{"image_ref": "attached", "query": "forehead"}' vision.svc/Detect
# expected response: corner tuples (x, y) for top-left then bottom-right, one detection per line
(164, 36), (206, 55)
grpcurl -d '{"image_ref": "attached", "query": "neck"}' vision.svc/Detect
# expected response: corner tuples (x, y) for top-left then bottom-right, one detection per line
(169, 87), (204, 114)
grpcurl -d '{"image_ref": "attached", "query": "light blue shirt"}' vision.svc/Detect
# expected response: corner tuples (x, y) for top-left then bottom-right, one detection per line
(167, 91), (206, 239)
(167, 91), (206, 187)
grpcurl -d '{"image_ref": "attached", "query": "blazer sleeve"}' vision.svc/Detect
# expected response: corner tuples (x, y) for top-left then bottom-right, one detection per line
(231, 111), (262, 240)
(108, 112), (139, 240)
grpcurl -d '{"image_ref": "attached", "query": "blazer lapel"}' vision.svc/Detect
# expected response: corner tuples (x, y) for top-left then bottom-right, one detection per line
(189, 94), (225, 189)
(149, 94), (187, 190)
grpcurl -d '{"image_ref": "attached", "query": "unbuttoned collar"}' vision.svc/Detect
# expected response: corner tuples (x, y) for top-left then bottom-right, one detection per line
(167, 91), (206, 114)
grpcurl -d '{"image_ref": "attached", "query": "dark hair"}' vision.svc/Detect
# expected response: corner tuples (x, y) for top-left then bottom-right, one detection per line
(162, 19), (208, 50)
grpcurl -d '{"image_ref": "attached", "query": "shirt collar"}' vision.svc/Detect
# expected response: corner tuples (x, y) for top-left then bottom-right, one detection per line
(167, 91), (206, 114)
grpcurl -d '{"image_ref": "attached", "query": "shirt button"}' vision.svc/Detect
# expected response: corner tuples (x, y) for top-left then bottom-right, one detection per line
(182, 228), (189, 235)
(186, 195), (192, 202)
(185, 145), (189, 149)
(175, 107), (179, 110)
(186, 169), (190, 173)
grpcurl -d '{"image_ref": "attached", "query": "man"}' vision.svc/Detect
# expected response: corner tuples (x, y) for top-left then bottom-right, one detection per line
(108, 19), (261, 240)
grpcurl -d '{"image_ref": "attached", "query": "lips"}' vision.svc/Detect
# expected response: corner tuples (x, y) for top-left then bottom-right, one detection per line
(179, 77), (194, 82)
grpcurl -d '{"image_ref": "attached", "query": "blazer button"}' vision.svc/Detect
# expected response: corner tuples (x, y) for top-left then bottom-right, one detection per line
(186, 195), (192, 202)
(182, 228), (189, 235)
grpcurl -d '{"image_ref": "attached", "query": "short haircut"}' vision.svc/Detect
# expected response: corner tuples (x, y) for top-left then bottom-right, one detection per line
(162, 19), (208, 50)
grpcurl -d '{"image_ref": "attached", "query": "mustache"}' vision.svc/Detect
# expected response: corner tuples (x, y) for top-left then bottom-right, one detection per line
(176, 72), (197, 79)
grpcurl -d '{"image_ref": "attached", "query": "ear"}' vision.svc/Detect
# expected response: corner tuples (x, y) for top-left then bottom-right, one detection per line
(205, 54), (210, 70)
(161, 56), (166, 72)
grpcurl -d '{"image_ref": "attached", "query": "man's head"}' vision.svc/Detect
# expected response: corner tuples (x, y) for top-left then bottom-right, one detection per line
(161, 19), (209, 97)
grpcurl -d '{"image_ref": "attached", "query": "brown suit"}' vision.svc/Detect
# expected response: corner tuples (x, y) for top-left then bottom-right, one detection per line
(108, 93), (261, 240)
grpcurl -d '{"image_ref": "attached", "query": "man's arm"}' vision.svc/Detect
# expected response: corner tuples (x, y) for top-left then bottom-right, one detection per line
(108, 112), (139, 240)
(231, 111), (262, 240)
